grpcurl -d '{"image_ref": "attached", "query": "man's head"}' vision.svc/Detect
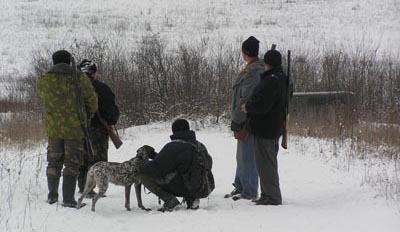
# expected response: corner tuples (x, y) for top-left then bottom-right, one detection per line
(52, 50), (72, 65)
(242, 36), (260, 58)
(172, 119), (190, 133)
(79, 59), (97, 79)
(263, 49), (282, 71)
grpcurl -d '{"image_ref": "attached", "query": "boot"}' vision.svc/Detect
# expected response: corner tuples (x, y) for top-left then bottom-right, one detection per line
(255, 199), (281, 206)
(254, 194), (281, 206)
(158, 197), (180, 212)
(77, 166), (87, 194)
(224, 183), (241, 198)
(47, 177), (59, 204)
(62, 175), (78, 208)
(252, 194), (267, 203)
(184, 197), (200, 210)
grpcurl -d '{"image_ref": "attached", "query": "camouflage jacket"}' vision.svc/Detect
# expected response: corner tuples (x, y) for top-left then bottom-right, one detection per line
(37, 63), (98, 139)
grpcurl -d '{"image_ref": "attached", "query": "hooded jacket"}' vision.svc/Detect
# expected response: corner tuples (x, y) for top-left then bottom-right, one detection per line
(139, 130), (202, 197)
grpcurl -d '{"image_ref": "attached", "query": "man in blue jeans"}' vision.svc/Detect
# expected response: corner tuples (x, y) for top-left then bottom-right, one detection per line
(226, 36), (263, 201)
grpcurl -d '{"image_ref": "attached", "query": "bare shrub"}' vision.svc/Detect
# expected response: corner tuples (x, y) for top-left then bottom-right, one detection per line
(3, 36), (399, 153)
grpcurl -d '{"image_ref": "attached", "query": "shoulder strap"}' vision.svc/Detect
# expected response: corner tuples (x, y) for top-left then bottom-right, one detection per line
(171, 139), (198, 149)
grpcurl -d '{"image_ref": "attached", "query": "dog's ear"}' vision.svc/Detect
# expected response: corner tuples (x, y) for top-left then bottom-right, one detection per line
(149, 151), (157, 160)
(144, 145), (157, 160)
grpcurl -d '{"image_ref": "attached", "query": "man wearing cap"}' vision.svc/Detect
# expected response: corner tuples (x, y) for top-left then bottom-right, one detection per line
(138, 119), (212, 212)
(226, 36), (263, 201)
(77, 59), (120, 198)
(37, 50), (98, 207)
(241, 49), (288, 206)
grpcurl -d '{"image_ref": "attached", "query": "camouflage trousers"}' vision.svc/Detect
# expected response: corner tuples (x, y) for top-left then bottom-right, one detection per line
(46, 137), (84, 178)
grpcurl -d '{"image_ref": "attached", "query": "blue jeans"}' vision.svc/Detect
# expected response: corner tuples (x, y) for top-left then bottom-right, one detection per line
(233, 134), (259, 198)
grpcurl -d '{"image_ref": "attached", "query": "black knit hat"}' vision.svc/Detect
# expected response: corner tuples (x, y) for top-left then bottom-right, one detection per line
(264, 49), (282, 67)
(52, 50), (72, 65)
(242, 36), (260, 57)
(172, 119), (190, 133)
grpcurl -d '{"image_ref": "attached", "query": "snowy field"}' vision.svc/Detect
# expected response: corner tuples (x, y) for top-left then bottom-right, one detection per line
(1, 0), (399, 231)
(1, 122), (399, 232)
(1, 0), (399, 77)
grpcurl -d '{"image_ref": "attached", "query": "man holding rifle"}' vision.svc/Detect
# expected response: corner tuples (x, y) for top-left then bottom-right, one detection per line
(37, 50), (98, 207)
(77, 59), (120, 197)
(241, 49), (288, 206)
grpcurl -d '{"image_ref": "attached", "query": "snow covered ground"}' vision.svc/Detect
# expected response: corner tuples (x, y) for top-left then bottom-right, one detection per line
(1, 122), (399, 232)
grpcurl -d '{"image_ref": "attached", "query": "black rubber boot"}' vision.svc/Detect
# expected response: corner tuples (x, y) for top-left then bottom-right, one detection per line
(77, 166), (87, 194)
(47, 177), (60, 204)
(62, 175), (78, 208)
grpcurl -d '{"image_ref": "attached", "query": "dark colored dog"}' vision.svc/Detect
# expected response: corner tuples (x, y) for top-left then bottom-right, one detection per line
(77, 145), (156, 211)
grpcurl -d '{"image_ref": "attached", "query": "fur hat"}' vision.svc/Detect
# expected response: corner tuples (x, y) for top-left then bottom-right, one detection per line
(242, 36), (260, 57)
(172, 119), (190, 133)
(52, 50), (72, 65)
(264, 49), (282, 67)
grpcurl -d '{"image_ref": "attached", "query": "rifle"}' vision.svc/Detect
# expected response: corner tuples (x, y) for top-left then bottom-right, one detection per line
(96, 111), (123, 149)
(281, 50), (291, 149)
(71, 57), (95, 158)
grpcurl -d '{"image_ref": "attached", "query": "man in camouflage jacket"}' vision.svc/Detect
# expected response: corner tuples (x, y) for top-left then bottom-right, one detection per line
(37, 50), (98, 207)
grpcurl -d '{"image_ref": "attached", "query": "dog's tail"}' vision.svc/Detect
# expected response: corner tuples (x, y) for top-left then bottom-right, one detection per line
(85, 170), (96, 191)
(77, 170), (97, 209)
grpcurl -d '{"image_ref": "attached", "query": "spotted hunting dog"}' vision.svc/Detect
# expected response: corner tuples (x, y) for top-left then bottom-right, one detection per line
(77, 145), (156, 211)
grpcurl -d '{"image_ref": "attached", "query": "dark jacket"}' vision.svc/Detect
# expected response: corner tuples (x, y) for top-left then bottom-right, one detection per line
(139, 130), (198, 197)
(90, 79), (120, 127)
(245, 67), (288, 139)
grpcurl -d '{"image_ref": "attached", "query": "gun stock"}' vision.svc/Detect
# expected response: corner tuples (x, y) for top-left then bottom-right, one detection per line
(96, 111), (123, 149)
(281, 117), (288, 149)
(107, 125), (123, 149)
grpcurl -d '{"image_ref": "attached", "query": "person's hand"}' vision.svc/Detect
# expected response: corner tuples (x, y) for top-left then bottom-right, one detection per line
(241, 103), (247, 113)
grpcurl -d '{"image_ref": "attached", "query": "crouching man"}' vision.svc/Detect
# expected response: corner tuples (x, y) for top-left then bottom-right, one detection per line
(137, 119), (214, 212)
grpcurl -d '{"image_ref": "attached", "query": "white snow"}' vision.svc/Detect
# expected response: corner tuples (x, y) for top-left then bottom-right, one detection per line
(1, 122), (399, 232)
(1, 0), (399, 231)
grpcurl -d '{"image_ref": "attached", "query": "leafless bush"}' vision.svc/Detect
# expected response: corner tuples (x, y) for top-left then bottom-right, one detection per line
(290, 48), (400, 148)
(2, 36), (399, 153)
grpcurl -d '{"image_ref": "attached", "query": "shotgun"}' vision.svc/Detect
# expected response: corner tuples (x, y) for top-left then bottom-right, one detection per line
(96, 111), (123, 149)
(71, 57), (95, 158)
(281, 50), (291, 149)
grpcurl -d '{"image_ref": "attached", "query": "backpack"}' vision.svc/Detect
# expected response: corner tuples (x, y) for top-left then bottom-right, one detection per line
(173, 140), (215, 198)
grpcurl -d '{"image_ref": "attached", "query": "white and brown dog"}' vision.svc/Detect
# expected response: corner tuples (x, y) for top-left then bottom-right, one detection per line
(77, 145), (156, 211)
